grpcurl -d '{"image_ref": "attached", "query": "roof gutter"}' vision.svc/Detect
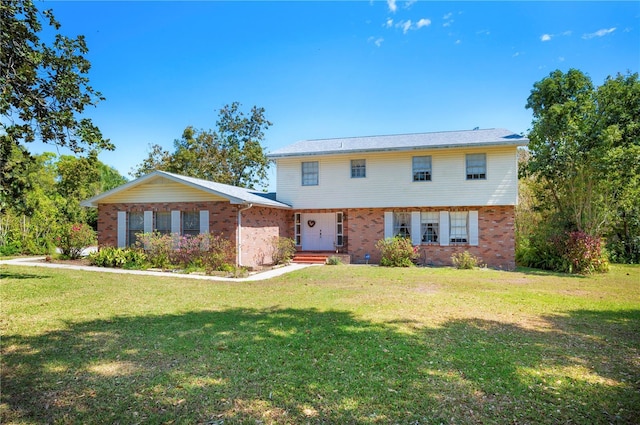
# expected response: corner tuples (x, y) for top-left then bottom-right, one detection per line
(267, 140), (529, 159)
(237, 203), (253, 267)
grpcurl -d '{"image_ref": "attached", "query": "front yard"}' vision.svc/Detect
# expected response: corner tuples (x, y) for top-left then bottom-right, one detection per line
(1, 264), (638, 424)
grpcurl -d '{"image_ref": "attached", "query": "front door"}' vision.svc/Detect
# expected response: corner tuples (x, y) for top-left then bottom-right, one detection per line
(301, 213), (336, 251)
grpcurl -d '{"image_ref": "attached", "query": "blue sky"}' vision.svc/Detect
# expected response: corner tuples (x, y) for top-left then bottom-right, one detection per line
(32, 1), (639, 188)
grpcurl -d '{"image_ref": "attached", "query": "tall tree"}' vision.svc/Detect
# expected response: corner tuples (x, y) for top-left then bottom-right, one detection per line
(525, 69), (640, 263)
(1, 0), (112, 210)
(133, 102), (272, 190)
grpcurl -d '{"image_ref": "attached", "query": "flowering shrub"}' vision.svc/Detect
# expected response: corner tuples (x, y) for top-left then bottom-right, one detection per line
(134, 232), (234, 272)
(135, 232), (173, 269)
(55, 222), (96, 259)
(376, 237), (418, 267)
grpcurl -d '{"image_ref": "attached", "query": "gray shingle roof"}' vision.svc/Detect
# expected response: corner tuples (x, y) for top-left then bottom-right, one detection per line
(267, 128), (528, 158)
(81, 170), (291, 209)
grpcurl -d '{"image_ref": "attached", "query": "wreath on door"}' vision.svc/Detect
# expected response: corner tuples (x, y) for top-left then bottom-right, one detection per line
(307, 220), (316, 228)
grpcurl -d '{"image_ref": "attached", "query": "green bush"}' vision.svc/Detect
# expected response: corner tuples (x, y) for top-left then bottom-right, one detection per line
(89, 247), (148, 269)
(135, 232), (173, 269)
(451, 251), (482, 269)
(202, 235), (235, 273)
(376, 237), (418, 267)
(327, 256), (342, 265)
(55, 222), (96, 259)
(271, 237), (296, 265)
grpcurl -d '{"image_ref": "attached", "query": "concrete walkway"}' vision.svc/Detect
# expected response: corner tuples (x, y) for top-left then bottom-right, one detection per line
(0, 257), (316, 282)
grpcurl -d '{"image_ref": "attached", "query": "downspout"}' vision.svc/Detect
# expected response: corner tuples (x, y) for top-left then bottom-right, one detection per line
(237, 203), (253, 267)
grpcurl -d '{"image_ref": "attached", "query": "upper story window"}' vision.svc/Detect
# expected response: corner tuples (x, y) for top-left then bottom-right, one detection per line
(421, 212), (439, 243)
(466, 153), (486, 180)
(413, 156), (432, 181)
(301, 161), (319, 186)
(351, 159), (366, 178)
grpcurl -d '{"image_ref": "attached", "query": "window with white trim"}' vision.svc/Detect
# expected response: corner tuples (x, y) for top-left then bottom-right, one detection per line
(336, 212), (344, 246)
(182, 211), (200, 236)
(154, 211), (171, 235)
(294, 213), (301, 245)
(466, 153), (486, 180)
(393, 212), (411, 238)
(302, 161), (319, 186)
(450, 211), (469, 243)
(420, 212), (439, 243)
(351, 159), (366, 178)
(128, 211), (144, 246)
(413, 156), (432, 181)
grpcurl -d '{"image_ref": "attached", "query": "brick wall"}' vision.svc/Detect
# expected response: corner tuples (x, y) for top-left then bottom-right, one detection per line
(97, 202), (292, 268)
(239, 206), (292, 267)
(344, 206), (516, 270)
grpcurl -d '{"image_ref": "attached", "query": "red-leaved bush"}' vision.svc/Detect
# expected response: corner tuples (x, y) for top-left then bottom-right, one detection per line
(555, 231), (609, 274)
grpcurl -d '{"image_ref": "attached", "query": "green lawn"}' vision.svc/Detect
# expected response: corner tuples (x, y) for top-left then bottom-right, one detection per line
(1, 264), (639, 424)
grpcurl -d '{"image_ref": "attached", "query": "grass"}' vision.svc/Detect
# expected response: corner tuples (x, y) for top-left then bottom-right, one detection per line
(1, 264), (639, 424)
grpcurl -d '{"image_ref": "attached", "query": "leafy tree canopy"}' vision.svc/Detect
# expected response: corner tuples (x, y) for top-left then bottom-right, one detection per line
(1, 0), (112, 210)
(524, 69), (640, 263)
(133, 102), (272, 190)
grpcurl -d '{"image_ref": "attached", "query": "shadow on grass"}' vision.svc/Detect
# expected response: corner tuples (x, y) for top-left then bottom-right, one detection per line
(0, 269), (51, 280)
(2, 308), (638, 424)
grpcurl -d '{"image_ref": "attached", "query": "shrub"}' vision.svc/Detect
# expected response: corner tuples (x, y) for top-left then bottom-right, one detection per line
(451, 251), (482, 269)
(169, 233), (210, 268)
(55, 222), (96, 259)
(327, 256), (342, 265)
(89, 247), (147, 269)
(376, 237), (418, 267)
(135, 232), (173, 269)
(202, 235), (235, 273)
(271, 237), (296, 265)
(562, 231), (609, 274)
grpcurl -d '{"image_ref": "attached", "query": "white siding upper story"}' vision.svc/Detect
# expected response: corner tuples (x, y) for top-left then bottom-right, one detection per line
(274, 146), (519, 209)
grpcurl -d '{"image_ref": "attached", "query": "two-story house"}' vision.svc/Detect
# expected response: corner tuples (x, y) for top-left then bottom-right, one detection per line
(267, 128), (527, 269)
(83, 128), (527, 269)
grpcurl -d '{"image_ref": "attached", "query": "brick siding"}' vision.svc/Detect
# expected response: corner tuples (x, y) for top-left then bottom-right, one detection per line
(96, 202), (291, 268)
(344, 206), (516, 270)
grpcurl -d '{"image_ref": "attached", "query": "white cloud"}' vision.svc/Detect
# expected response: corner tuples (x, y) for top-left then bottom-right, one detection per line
(455, 39), (462, 45)
(443, 12), (453, 20)
(404, 0), (417, 9)
(541, 31), (572, 42)
(416, 18), (431, 29)
(385, 18), (394, 28)
(368, 36), (385, 47)
(401, 20), (412, 34)
(558, 56), (565, 62)
(582, 27), (616, 39)
(387, 0), (397, 13)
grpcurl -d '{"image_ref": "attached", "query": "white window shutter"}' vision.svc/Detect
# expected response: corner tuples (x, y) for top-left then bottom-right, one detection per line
(171, 211), (181, 234)
(469, 210), (479, 246)
(384, 211), (393, 239)
(439, 211), (450, 246)
(144, 211), (153, 234)
(411, 212), (421, 245)
(117, 211), (127, 248)
(199, 210), (209, 234)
